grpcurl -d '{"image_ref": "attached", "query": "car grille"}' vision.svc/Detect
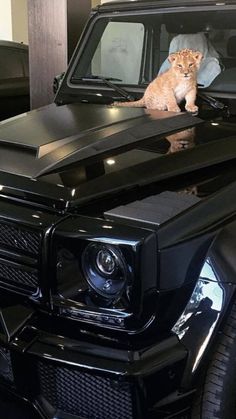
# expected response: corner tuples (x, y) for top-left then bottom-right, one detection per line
(0, 221), (40, 255)
(0, 259), (38, 293)
(37, 360), (134, 419)
(0, 220), (42, 296)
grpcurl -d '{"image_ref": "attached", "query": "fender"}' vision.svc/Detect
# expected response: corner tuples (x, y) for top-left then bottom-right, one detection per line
(172, 218), (236, 388)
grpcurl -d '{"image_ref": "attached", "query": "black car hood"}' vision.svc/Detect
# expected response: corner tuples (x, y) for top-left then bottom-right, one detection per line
(0, 102), (236, 211)
(0, 102), (201, 179)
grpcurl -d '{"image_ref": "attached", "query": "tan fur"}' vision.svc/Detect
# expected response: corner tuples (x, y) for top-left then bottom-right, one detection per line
(166, 127), (195, 153)
(113, 49), (203, 113)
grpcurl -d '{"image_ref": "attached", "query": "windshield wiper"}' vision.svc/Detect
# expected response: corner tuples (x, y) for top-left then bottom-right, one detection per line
(198, 92), (230, 115)
(73, 75), (135, 101)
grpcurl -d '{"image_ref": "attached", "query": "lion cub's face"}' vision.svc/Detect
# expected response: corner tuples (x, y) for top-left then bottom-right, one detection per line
(168, 48), (203, 79)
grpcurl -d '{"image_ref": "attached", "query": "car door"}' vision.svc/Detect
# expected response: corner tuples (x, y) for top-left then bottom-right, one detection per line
(0, 45), (30, 120)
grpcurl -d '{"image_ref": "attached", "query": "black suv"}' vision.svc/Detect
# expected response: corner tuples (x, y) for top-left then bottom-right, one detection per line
(1, 1), (236, 418)
(0, 40), (30, 121)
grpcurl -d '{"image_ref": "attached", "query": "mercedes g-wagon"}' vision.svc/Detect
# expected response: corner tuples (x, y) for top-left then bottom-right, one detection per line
(1, 1), (236, 418)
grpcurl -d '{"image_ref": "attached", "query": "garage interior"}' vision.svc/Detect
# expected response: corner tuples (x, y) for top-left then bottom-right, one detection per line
(0, 0), (102, 114)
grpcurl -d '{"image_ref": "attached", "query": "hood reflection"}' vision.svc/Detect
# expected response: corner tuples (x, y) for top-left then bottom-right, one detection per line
(165, 127), (199, 197)
(166, 127), (196, 154)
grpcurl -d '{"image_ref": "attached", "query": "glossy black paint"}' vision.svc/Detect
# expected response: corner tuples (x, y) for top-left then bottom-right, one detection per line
(1, 1), (236, 418)
(0, 41), (29, 121)
(52, 215), (158, 333)
(0, 104), (201, 179)
(0, 113), (236, 213)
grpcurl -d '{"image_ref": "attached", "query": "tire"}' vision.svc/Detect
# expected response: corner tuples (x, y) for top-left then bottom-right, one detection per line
(191, 299), (236, 419)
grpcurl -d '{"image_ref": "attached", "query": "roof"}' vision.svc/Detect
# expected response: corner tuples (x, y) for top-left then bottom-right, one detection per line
(96, 0), (236, 12)
(0, 40), (28, 50)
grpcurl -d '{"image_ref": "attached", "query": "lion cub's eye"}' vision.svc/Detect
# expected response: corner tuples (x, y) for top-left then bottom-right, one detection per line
(177, 64), (183, 68)
(189, 63), (194, 67)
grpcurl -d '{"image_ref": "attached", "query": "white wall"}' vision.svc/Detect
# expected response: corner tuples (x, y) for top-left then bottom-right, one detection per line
(0, 0), (29, 44)
(11, 0), (28, 44)
(92, 0), (100, 6)
(0, 0), (12, 40)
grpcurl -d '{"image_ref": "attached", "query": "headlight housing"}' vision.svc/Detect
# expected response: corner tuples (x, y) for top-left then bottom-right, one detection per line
(51, 215), (158, 333)
(82, 243), (128, 299)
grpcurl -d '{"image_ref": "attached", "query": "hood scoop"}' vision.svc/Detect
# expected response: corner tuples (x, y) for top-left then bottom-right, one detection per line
(0, 104), (164, 160)
(0, 105), (132, 159)
(0, 110), (72, 158)
(0, 129), (77, 159)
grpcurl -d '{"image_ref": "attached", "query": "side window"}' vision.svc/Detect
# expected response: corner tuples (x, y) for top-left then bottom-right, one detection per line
(159, 24), (172, 68)
(91, 22), (145, 84)
(0, 47), (24, 80)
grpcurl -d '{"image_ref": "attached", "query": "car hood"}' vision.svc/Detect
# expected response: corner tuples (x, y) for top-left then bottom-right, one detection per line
(0, 102), (202, 179)
(0, 102), (235, 210)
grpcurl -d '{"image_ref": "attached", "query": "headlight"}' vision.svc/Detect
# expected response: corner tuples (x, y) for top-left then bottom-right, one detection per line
(52, 215), (158, 333)
(82, 243), (128, 299)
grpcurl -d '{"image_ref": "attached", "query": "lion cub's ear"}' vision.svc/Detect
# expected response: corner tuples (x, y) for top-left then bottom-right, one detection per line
(168, 53), (178, 63)
(193, 51), (203, 65)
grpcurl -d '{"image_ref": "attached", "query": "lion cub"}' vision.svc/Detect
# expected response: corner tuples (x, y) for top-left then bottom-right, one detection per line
(114, 49), (202, 113)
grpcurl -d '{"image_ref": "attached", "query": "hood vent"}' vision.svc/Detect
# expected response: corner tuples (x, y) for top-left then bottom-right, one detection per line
(105, 191), (200, 228)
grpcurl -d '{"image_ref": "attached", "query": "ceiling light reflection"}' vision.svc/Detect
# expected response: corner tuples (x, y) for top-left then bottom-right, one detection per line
(106, 159), (115, 165)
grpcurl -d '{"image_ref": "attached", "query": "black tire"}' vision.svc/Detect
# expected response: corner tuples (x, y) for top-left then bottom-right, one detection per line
(191, 300), (236, 419)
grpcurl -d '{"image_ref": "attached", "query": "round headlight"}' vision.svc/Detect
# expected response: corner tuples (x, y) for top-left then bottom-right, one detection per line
(96, 248), (116, 275)
(82, 243), (128, 299)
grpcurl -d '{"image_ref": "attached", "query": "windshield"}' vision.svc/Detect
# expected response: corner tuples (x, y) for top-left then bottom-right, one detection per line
(70, 8), (236, 94)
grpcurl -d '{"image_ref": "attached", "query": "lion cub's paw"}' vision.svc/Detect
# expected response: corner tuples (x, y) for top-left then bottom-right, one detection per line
(185, 104), (198, 114)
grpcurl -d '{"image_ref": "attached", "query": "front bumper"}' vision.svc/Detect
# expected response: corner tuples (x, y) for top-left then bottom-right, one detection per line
(0, 307), (188, 419)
